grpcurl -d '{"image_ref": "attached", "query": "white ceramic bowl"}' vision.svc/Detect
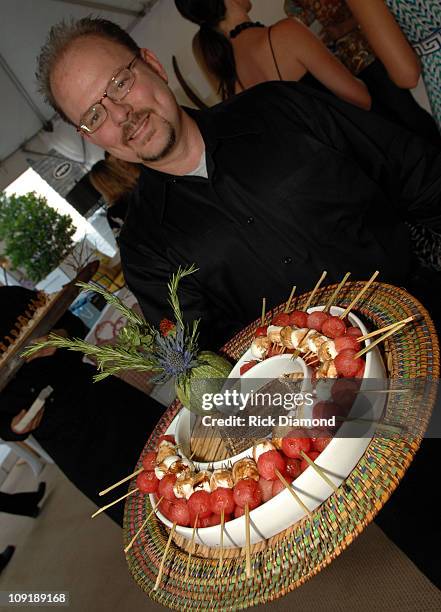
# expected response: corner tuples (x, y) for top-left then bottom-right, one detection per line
(160, 305), (386, 547)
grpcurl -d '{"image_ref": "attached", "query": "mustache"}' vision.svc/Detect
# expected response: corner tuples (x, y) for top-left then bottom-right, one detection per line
(123, 110), (151, 143)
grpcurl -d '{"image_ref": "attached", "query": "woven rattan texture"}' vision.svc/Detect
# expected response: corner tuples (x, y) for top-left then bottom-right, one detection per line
(123, 282), (439, 610)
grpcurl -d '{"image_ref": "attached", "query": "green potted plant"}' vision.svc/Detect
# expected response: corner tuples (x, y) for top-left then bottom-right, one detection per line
(0, 191), (75, 283)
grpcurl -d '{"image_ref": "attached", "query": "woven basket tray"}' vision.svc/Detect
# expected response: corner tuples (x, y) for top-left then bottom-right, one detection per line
(124, 282), (439, 610)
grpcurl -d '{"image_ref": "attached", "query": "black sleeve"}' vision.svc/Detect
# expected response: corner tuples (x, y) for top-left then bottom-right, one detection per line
(119, 238), (226, 350)
(266, 82), (441, 230)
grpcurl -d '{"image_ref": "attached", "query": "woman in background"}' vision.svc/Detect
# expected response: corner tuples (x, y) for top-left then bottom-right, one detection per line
(174, 0), (371, 108)
(89, 156), (140, 242)
(347, 0), (441, 133)
(284, 0), (440, 144)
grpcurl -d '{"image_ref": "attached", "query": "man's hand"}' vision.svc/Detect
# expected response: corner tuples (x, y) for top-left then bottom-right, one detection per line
(25, 329), (67, 362)
(11, 408), (45, 435)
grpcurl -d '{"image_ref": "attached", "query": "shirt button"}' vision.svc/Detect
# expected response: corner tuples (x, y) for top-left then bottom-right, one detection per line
(246, 217), (254, 224)
(283, 256), (293, 264)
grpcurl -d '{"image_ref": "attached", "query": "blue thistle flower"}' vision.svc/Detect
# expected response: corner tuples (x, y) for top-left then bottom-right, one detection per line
(150, 327), (199, 384)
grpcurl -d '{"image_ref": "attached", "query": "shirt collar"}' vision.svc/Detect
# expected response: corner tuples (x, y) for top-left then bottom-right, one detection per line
(134, 102), (262, 223)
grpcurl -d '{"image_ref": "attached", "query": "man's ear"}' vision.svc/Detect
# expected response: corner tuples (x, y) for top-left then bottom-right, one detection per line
(139, 48), (169, 83)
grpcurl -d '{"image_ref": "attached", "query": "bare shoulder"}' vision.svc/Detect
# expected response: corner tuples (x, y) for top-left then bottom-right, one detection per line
(270, 17), (310, 38)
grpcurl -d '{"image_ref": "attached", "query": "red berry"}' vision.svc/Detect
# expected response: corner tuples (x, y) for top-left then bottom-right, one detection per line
(335, 335), (360, 353)
(272, 313), (291, 326)
(234, 505), (245, 519)
(188, 490), (212, 519)
(198, 514), (214, 528)
(321, 316), (347, 339)
(334, 349), (364, 377)
(257, 450), (286, 481)
(210, 488), (235, 515)
(272, 475), (293, 497)
(331, 378), (360, 409)
(257, 476), (274, 502)
(136, 471), (159, 494)
(306, 311), (330, 332)
(312, 437), (332, 453)
(208, 512), (232, 526)
(281, 433), (311, 459)
(312, 400), (340, 421)
(254, 325), (268, 337)
(159, 499), (173, 520)
(142, 451), (157, 472)
(240, 360), (258, 375)
(346, 326), (363, 338)
(355, 361), (365, 378)
(158, 474), (177, 501)
(169, 499), (191, 526)
(157, 434), (175, 446)
(289, 310), (308, 328)
(285, 457), (302, 479)
(233, 478), (262, 509)
(300, 451), (320, 473)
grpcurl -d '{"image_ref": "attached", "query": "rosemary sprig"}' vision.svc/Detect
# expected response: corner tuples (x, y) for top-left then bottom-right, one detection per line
(167, 264), (198, 330)
(22, 333), (162, 382)
(76, 282), (151, 331)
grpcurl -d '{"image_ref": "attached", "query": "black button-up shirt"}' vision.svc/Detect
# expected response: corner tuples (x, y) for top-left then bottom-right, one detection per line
(120, 82), (441, 349)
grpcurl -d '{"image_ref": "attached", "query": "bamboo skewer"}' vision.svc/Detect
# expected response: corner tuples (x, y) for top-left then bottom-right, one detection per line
(303, 271), (327, 312)
(184, 513), (199, 581)
(357, 316), (414, 342)
(261, 298), (266, 326)
(354, 321), (408, 359)
(91, 488), (138, 518)
(99, 467), (143, 496)
(291, 329), (310, 360)
(275, 469), (311, 516)
(218, 510), (225, 575)
(244, 504), (252, 579)
(154, 522), (177, 591)
(339, 271), (379, 319)
(299, 451), (339, 493)
(124, 497), (164, 553)
(323, 272), (351, 313)
(284, 285), (296, 313)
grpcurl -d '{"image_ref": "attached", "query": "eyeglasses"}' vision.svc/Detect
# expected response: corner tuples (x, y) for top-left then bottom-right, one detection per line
(77, 54), (138, 134)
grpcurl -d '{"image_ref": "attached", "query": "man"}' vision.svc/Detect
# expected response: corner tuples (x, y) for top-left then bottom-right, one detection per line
(37, 18), (441, 350)
(36, 17), (441, 587)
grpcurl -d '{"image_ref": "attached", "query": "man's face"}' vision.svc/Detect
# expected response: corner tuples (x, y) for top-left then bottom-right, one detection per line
(51, 36), (181, 164)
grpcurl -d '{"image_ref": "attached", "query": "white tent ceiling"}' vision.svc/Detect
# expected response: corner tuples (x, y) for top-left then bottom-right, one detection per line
(0, 0), (159, 163)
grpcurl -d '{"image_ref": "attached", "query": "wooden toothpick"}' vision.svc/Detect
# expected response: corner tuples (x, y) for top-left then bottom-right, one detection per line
(303, 271), (328, 312)
(261, 298), (266, 326)
(275, 469), (311, 516)
(299, 451), (339, 493)
(244, 504), (252, 579)
(339, 271), (379, 319)
(99, 467), (143, 496)
(154, 522), (177, 591)
(357, 316), (414, 342)
(91, 488), (138, 518)
(284, 285), (296, 313)
(184, 513), (199, 581)
(323, 272), (351, 313)
(354, 321), (408, 359)
(124, 497), (164, 553)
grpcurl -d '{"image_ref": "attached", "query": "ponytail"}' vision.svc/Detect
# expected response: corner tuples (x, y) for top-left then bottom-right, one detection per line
(175, 0), (239, 99)
(198, 25), (237, 99)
